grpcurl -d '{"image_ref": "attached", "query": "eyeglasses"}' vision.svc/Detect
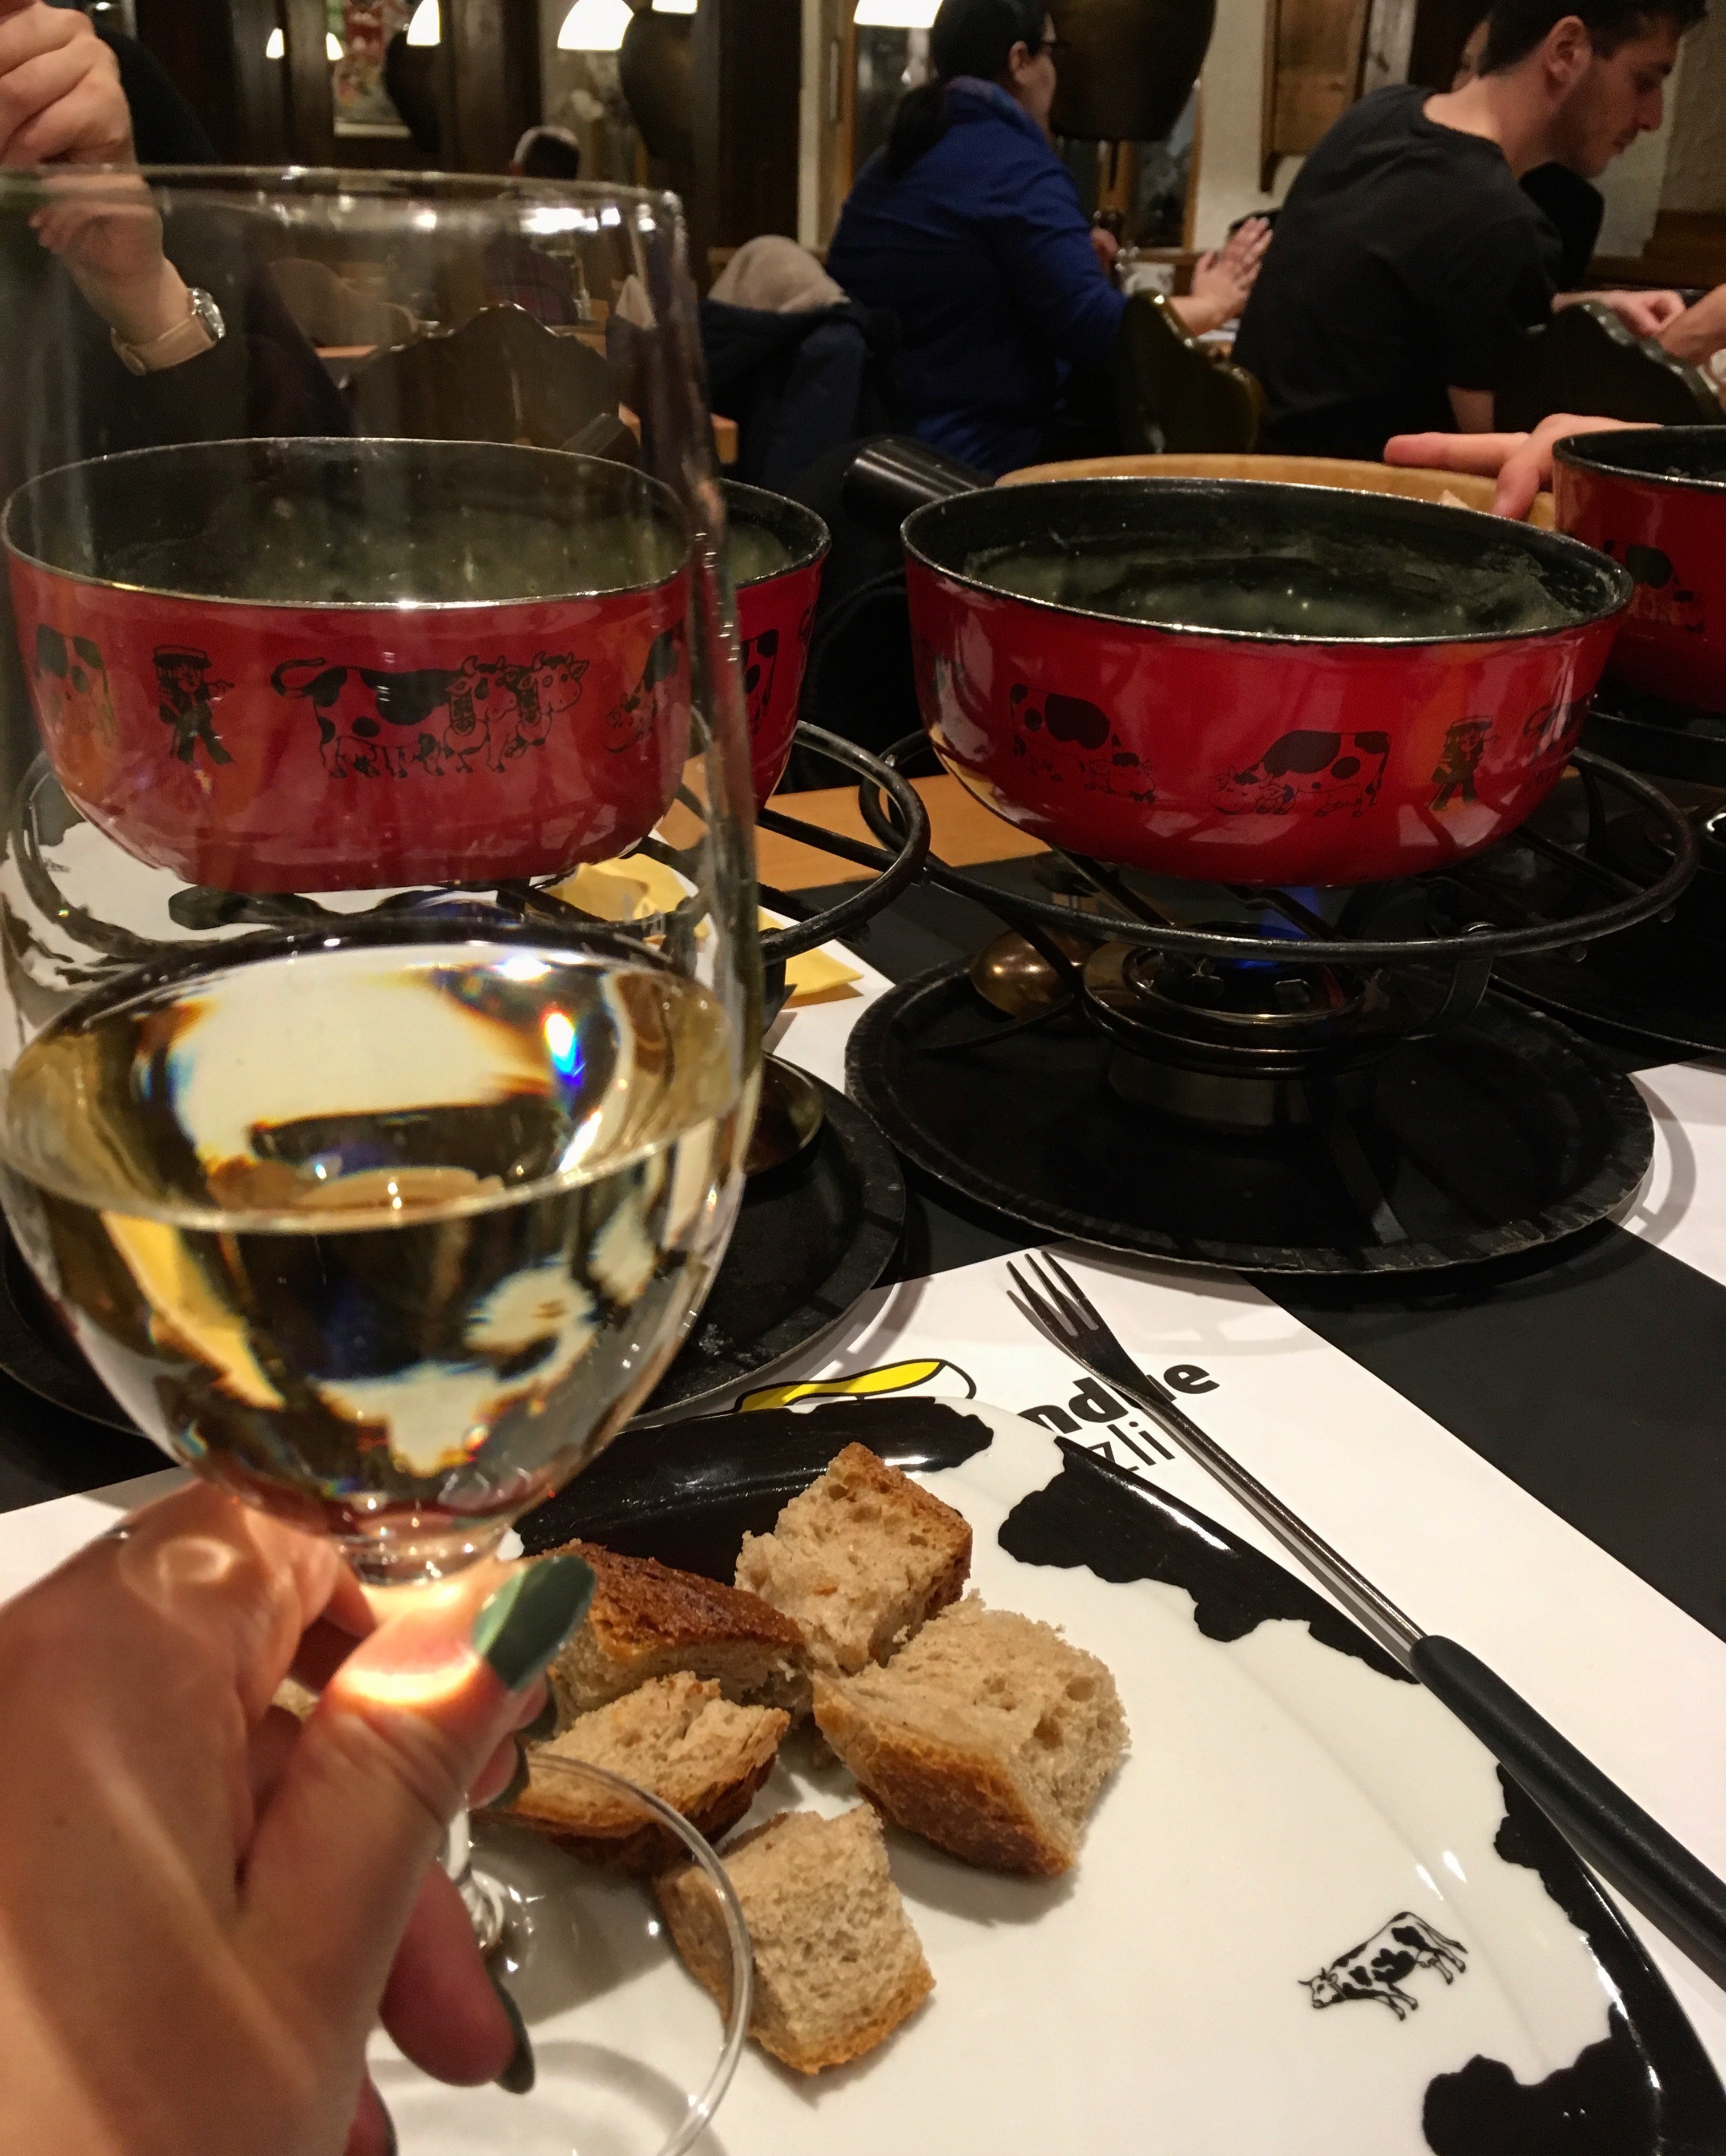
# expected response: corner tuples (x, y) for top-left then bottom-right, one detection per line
(1037, 35), (1068, 54)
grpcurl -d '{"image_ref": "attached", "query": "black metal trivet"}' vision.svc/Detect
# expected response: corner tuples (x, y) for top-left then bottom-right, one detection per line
(848, 963), (1652, 1275)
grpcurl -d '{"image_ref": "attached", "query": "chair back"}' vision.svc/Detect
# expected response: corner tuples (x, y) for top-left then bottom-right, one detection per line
(1496, 300), (1719, 433)
(1110, 291), (1265, 455)
(346, 304), (618, 449)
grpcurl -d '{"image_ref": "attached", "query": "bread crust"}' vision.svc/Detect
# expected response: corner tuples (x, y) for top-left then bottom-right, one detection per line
(510, 1749), (779, 1875)
(812, 1677), (1074, 1875)
(542, 1537), (806, 1720)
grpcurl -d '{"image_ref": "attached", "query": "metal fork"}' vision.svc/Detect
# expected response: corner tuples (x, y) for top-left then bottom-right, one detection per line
(1007, 1248), (1726, 1981)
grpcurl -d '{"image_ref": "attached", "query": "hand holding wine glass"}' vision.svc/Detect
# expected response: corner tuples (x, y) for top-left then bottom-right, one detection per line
(0, 1477), (595, 2156)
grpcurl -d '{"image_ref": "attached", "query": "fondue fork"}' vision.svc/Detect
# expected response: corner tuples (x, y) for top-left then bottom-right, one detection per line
(1007, 1249), (1726, 1980)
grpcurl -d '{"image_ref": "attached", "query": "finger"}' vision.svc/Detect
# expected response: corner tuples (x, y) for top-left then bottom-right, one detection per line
(6, 67), (131, 165)
(1494, 447), (1546, 521)
(380, 1862), (520, 2085)
(469, 1730), (527, 1809)
(0, 37), (94, 159)
(0, 2), (84, 76)
(1384, 429), (1524, 475)
(248, 1703), (304, 1816)
(341, 2073), (396, 2156)
(239, 1552), (594, 2041)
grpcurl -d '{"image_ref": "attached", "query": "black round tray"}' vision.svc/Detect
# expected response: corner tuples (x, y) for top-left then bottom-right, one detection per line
(0, 1073), (904, 1439)
(846, 962), (1652, 1276)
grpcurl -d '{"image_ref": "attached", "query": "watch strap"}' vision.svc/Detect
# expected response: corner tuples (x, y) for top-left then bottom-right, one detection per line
(111, 287), (221, 376)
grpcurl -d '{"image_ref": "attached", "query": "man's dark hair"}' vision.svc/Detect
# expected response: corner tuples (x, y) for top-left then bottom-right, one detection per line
(1481, 0), (1705, 71)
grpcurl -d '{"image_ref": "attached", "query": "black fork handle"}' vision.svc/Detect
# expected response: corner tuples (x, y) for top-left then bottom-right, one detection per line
(1412, 1635), (1726, 1979)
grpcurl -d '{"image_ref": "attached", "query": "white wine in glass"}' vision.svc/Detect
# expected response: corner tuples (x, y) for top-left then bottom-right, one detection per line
(0, 924), (747, 1583)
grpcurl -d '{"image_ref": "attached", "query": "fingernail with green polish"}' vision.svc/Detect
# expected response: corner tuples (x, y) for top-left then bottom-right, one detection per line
(488, 1967), (536, 2096)
(472, 1555), (595, 1694)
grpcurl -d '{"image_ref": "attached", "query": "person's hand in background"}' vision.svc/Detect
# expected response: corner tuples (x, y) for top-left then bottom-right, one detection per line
(0, 1479), (594, 2156)
(1659, 280), (1726, 373)
(1555, 287), (1687, 339)
(0, 0), (130, 165)
(1175, 215), (1271, 336)
(0, 0), (197, 352)
(1088, 222), (1120, 276)
(1384, 411), (1648, 520)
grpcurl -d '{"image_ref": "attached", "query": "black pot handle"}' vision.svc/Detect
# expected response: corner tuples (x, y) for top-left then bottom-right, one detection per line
(841, 435), (989, 532)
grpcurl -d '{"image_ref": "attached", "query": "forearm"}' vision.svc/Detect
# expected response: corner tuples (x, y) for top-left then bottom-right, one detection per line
(1171, 291), (1231, 337)
(66, 249), (190, 348)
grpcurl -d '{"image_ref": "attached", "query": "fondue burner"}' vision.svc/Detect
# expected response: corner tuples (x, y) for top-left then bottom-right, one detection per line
(848, 741), (1694, 1275)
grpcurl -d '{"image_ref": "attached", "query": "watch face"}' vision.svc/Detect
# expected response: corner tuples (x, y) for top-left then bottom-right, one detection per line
(189, 288), (225, 342)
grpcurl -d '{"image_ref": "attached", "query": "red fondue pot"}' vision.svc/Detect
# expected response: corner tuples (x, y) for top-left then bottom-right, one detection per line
(4, 437), (691, 894)
(724, 478), (829, 806)
(862, 451), (1630, 886)
(1553, 426), (1726, 712)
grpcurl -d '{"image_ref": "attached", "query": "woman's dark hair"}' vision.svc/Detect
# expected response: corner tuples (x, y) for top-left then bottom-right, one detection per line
(884, 0), (1048, 177)
(1479, 0), (1705, 71)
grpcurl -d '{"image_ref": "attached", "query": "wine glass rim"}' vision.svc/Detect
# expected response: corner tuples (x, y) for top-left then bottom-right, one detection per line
(480, 1757), (754, 2155)
(0, 166), (684, 216)
(0, 913), (741, 1235)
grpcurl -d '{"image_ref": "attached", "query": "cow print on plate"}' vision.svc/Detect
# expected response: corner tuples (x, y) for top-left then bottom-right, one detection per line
(1302, 1912), (1468, 2021)
(1008, 684), (1154, 801)
(1216, 728), (1389, 817)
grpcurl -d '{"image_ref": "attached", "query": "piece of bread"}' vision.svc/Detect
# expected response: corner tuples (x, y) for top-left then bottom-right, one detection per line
(658, 1806), (933, 2073)
(497, 1671), (788, 1872)
(542, 1538), (806, 1725)
(734, 1443), (971, 1683)
(812, 1596), (1127, 1876)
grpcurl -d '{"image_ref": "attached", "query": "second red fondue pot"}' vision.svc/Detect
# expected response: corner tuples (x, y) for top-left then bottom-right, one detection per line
(1553, 425), (1726, 711)
(724, 478), (829, 807)
(868, 454), (1630, 886)
(5, 437), (692, 894)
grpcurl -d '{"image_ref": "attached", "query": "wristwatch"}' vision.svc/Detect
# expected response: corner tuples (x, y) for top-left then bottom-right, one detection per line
(111, 285), (225, 376)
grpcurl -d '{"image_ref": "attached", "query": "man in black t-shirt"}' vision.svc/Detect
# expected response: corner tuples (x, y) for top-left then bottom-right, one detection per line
(1233, 0), (1705, 459)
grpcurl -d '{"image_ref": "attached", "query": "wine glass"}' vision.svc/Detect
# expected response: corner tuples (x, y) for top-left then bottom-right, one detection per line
(0, 166), (761, 2135)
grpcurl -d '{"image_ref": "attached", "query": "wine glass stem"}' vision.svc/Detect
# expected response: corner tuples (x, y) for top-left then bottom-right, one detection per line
(443, 1806), (509, 1959)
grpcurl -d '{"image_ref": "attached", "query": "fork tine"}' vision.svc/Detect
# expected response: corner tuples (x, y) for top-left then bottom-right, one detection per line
(1006, 1255), (1075, 1338)
(1025, 1250), (1091, 1337)
(1043, 1251), (1109, 1334)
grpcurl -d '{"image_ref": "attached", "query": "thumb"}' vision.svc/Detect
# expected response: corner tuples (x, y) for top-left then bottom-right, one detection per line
(237, 1552), (595, 2024)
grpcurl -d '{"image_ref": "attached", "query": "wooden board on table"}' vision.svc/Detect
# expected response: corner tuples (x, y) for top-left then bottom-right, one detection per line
(759, 773), (1046, 891)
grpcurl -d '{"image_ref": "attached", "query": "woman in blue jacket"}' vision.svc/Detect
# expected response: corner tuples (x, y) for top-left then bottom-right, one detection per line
(827, 0), (1263, 477)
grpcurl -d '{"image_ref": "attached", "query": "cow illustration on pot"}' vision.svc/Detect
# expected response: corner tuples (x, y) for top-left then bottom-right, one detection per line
(1302, 1912), (1468, 2021)
(33, 626), (118, 752)
(1600, 540), (1706, 638)
(269, 652), (586, 779)
(1215, 728), (1389, 818)
(605, 627), (683, 754)
(1008, 683), (1155, 802)
(741, 627), (779, 740)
